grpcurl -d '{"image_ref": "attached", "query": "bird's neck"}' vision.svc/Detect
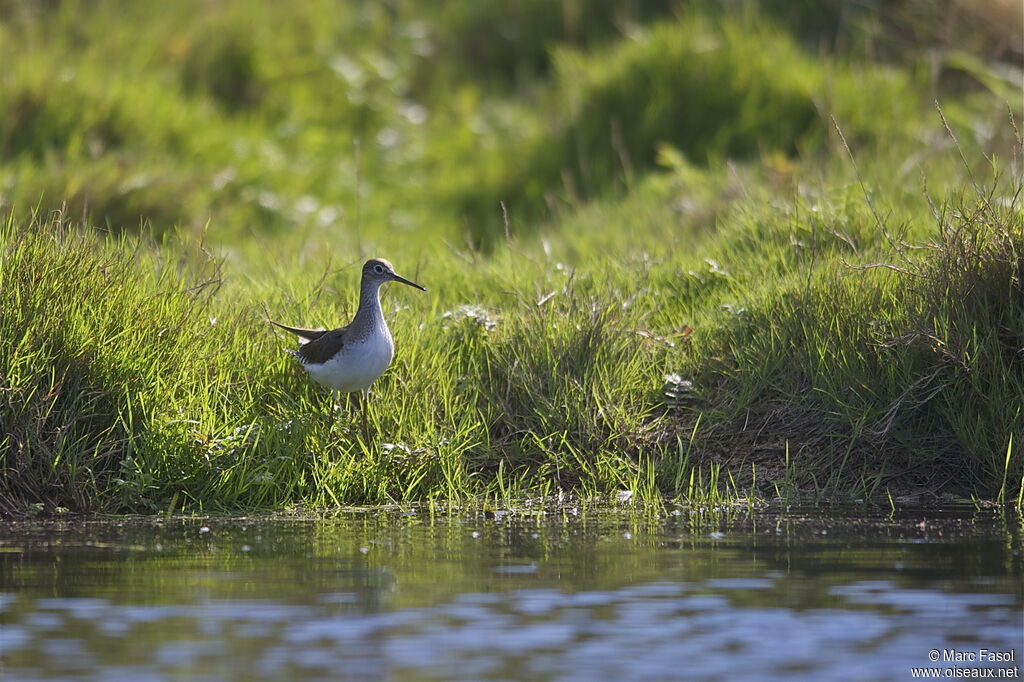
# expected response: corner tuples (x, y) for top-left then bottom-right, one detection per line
(351, 277), (386, 340)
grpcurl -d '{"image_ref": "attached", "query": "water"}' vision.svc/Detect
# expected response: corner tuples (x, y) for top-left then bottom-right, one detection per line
(0, 506), (1021, 681)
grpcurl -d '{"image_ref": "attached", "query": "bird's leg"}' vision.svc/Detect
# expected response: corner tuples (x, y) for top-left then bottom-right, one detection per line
(327, 389), (338, 422)
(360, 389), (370, 443)
(339, 391), (356, 433)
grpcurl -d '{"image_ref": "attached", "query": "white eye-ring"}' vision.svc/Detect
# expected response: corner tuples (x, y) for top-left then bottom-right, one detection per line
(374, 265), (385, 274)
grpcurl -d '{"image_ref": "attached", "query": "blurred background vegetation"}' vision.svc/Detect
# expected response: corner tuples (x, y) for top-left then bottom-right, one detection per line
(0, 0), (1021, 512)
(1, 0), (1018, 245)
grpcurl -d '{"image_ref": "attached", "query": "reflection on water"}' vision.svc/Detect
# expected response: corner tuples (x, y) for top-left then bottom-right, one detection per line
(0, 507), (1021, 681)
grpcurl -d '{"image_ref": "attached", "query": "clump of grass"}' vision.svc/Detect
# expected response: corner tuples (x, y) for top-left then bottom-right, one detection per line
(656, 152), (1023, 502)
(466, 291), (659, 491)
(910, 179), (1024, 491)
(0, 210), (216, 513)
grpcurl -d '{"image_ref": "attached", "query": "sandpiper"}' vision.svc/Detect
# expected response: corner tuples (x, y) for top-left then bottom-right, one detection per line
(271, 258), (425, 430)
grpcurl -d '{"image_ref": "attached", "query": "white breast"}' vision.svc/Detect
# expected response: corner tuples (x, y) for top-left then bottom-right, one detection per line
(304, 327), (395, 393)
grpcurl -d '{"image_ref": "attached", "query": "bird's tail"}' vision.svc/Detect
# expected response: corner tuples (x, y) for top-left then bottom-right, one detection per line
(269, 319), (328, 344)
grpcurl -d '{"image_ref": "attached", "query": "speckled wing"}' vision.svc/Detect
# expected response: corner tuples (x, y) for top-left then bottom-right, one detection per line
(291, 328), (347, 365)
(271, 319), (347, 364)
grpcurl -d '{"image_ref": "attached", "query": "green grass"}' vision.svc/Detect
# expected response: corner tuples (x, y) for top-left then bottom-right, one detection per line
(1, 0), (1022, 514)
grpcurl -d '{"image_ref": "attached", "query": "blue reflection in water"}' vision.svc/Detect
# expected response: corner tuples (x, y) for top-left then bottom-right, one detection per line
(0, 510), (1020, 682)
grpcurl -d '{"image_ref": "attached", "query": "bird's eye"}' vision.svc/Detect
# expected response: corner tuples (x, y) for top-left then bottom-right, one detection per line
(374, 265), (385, 274)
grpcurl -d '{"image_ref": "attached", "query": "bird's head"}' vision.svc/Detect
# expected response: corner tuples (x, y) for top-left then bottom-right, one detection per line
(363, 258), (426, 291)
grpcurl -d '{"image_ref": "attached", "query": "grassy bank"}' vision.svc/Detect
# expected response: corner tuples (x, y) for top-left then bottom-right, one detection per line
(1, 0), (1022, 513)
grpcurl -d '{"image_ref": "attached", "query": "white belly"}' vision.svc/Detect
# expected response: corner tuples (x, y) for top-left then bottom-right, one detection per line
(304, 331), (395, 393)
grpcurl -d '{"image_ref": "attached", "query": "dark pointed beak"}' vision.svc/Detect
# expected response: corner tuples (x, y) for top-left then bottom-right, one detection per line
(392, 273), (426, 291)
